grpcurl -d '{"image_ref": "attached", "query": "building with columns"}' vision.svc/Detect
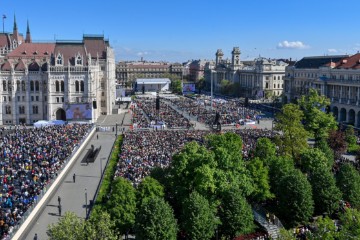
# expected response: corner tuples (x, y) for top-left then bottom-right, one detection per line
(0, 18), (116, 125)
(205, 47), (288, 98)
(284, 53), (360, 127)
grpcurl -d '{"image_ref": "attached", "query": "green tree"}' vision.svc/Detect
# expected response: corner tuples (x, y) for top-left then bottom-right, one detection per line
(277, 169), (314, 227)
(345, 125), (358, 153)
(206, 132), (254, 197)
(218, 188), (255, 239)
(136, 176), (164, 207)
(278, 228), (297, 240)
(246, 157), (274, 202)
(299, 148), (331, 174)
(181, 191), (220, 240)
(47, 212), (86, 240)
(171, 79), (182, 94)
(220, 79), (232, 95)
(314, 138), (334, 169)
(135, 197), (178, 240)
(336, 163), (360, 209)
(275, 103), (309, 160)
(337, 208), (360, 239)
(298, 88), (337, 140)
(268, 156), (295, 196)
(85, 211), (117, 240)
(308, 216), (337, 240)
(253, 137), (277, 164)
(308, 167), (341, 215)
(107, 177), (136, 235)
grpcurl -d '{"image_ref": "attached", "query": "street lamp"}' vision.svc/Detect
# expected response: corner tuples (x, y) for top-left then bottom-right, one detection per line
(115, 122), (118, 136)
(100, 157), (106, 177)
(85, 188), (88, 218)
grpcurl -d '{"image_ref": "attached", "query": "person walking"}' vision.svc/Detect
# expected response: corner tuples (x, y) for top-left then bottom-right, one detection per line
(33, 233), (38, 240)
(97, 134), (99, 140)
(73, 173), (76, 183)
(58, 204), (62, 216)
(58, 196), (61, 205)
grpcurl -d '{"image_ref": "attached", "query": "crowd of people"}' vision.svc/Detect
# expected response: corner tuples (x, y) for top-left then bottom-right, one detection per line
(116, 129), (275, 186)
(0, 124), (92, 239)
(132, 97), (191, 128)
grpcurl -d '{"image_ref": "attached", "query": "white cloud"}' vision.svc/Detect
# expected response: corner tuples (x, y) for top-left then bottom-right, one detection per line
(136, 51), (149, 56)
(277, 41), (309, 49)
(327, 49), (338, 53)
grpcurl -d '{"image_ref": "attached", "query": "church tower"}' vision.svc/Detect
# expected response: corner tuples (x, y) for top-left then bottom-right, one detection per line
(215, 49), (224, 66)
(25, 20), (32, 43)
(231, 47), (241, 70)
(12, 15), (19, 42)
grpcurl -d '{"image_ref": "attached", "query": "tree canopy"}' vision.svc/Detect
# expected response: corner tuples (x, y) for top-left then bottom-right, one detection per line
(336, 163), (360, 209)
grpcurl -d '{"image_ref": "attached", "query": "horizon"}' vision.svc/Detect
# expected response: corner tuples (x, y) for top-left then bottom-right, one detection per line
(2, 0), (360, 62)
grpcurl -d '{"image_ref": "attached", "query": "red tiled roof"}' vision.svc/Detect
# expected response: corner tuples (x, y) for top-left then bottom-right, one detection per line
(54, 44), (87, 66)
(128, 65), (169, 69)
(7, 43), (55, 58)
(14, 60), (25, 71)
(334, 53), (360, 69)
(83, 38), (106, 59)
(0, 34), (10, 48)
(1, 61), (11, 71)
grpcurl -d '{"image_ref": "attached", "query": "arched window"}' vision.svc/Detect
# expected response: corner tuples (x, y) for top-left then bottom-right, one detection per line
(55, 81), (60, 92)
(75, 81), (79, 92)
(56, 54), (62, 65)
(274, 84), (276, 88)
(30, 81), (34, 91)
(3, 81), (6, 91)
(80, 81), (84, 92)
(22, 81), (25, 91)
(60, 81), (64, 92)
(278, 84), (280, 88)
(273, 76), (276, 80)
(5, 106), (11, 114)
(8, 81), (11, 91)
(76, 55), (82, 65)
(278, 76), (281, 80)
(19, 106), (25, 114)
(16, 81), (20, 91)
(35, 81), (40, 91)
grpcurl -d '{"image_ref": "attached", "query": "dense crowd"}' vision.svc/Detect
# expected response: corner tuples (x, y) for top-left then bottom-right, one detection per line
(116, 129), (275, 185)
(0, 124), (92, 239)
(167, 96), (261, 125)
(132, 97), (191, 128)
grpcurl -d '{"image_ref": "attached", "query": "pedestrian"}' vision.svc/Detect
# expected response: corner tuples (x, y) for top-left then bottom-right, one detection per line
(58, 204), (62, 216)
(73, 173), (76, 183)
(33, 233), (38, 240)
(58, 196), (61, 205)
(97, 134), (98, 140)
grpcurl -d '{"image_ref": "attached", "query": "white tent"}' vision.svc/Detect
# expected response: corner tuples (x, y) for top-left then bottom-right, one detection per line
(33, 120), (51, 128)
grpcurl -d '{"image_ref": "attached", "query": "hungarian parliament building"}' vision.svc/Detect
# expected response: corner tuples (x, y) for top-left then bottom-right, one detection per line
(0, 16), (116, 125)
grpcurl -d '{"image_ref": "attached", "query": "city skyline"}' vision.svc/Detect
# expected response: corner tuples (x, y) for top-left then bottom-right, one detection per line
(2, 0), (360, 62)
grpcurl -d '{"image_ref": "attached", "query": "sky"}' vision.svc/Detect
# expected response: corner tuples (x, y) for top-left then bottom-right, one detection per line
(2, 0), (360, 62)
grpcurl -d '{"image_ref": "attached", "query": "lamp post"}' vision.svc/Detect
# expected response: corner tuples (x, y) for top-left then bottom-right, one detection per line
(100, 157), (106, 178)
(85, 188), (88, 218)
(115, 122), (118, 137)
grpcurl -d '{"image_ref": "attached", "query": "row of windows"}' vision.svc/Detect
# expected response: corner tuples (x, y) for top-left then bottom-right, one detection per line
(265, 83), (284, 89)
(55, 80), (84, 92)
(4, 105), (40, 114)
(265, 76), (284, 80)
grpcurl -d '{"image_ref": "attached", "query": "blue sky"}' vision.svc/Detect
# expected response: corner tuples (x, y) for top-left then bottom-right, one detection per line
(2, 0), (360, 62)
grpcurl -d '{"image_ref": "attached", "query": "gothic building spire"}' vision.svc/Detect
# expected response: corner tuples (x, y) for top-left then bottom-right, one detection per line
(25, 19), (32, 43)
(13, 14), (17, 31)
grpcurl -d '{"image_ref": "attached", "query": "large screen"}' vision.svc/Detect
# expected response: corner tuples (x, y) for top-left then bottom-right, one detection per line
(66, 103), (92, 120)
(182, 83), (196, 94)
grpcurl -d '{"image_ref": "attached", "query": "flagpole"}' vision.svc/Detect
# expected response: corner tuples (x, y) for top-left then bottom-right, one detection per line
(2, 15), (6, 33)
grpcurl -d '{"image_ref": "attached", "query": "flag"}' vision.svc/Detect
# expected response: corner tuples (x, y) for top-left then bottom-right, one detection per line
(2, 15), (6, 19)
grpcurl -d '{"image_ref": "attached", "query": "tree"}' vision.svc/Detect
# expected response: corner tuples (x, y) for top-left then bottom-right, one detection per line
(253, 137), (276, 164)
(47, 212), (86, 240)
(85, 211), (117, 240)
(278, 228), (297, 240)
(107, 177), (136, 235)
(327, 129), (347, 158)
(246, 157), (274, 202)
(218, 188), (255, 239)
(314, 138), (334, 169)
(299, 148), (331, 174)
(345, 125), (358, 153)
(181, 191), (220, 240)
(275, 103), (309, 160)
(337, 208), (360, 239)
(336, 163), (360, 209)
(136, 176), (164, 207)
(309, 216), (337, 240)
(277, 169), (314, 227)
(308, 167), (341, 215)
(220, 79), (232, 95)
(268, 156), (295, 197)
(298, 88), (337, 140)
(196, 77), (205, 93)
(205, 132), (254, 197)
(135, 197), (178, 240)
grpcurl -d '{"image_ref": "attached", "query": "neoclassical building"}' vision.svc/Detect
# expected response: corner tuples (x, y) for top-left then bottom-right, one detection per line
(116, 60), (183, 87)
(205, 47), (288, 98)
(0, 19), (116, 125)
(284, 53), (360, 127)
